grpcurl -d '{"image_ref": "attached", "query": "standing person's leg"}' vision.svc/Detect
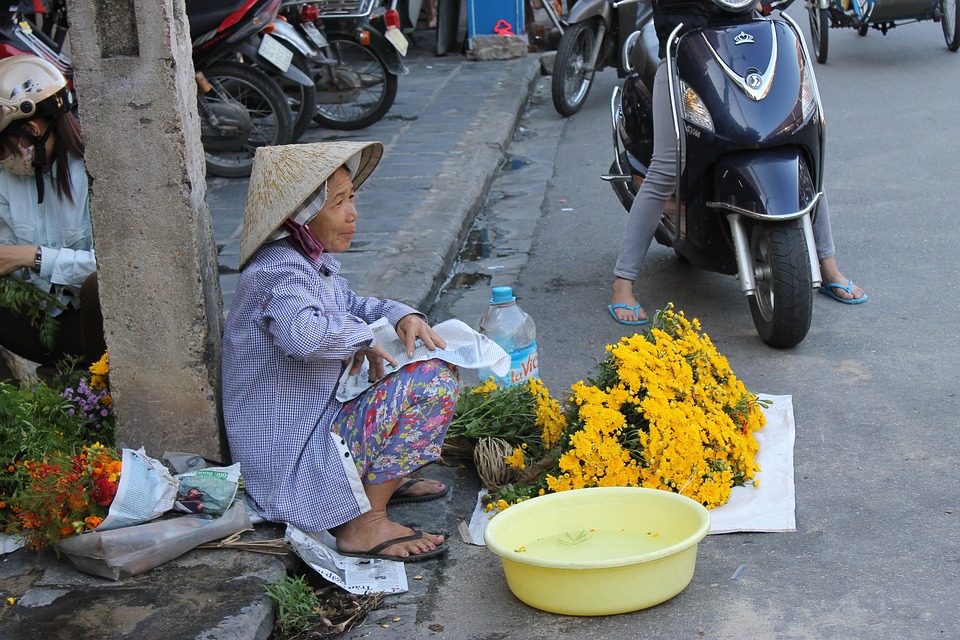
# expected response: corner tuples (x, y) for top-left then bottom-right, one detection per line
(331, 359), (458, 558)
(811, 194), (867, 303)
(611, 60), (679, 324)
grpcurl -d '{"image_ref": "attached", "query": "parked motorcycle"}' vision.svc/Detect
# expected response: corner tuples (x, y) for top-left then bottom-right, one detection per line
(281, 0), (406, 130)
(604, 0), (823, 347)
(246, 19), (325, 141)
(551, 0), (642, 117)
(188, 0), (297, 178)
(3, 0), (69, 52)
(2, 1), (298, 178)
(0, 5), (73, 87)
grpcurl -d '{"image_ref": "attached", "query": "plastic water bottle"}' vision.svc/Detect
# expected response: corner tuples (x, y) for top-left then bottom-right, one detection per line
(477, 286), (539, 386)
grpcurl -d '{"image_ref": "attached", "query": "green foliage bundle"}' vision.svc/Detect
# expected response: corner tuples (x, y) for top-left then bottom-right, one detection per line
(0, 274), (66, 350)
(264, 575), (384, 639)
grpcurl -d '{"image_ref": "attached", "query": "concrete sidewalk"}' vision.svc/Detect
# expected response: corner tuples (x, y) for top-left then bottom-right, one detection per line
(210, 37), (541, 315)
(0, 34), (542, 640)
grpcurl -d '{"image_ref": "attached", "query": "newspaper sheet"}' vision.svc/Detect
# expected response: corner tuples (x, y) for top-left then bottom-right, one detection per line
(285, 525), (409, 594)
(336, 318), (509, 402)
(97, 447), (178, 531)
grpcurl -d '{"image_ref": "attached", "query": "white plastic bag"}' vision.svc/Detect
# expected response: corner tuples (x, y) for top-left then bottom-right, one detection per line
(56, 500), (252, 580)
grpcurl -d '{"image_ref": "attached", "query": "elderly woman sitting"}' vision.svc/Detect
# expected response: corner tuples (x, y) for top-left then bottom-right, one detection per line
(222, 141), (458, 562)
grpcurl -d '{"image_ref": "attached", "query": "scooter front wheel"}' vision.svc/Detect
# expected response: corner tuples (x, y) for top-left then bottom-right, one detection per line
(808, 2), (829, 63)
(747, 221), (813, 349)
(943, 0), (960, 51)
(552, 22), (597, 117)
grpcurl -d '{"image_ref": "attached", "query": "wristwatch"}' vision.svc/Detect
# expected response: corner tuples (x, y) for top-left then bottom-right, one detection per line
(33, 246), (42, 273)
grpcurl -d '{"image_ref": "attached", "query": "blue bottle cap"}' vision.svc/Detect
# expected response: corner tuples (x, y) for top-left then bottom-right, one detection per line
(490, 286), (516, 304)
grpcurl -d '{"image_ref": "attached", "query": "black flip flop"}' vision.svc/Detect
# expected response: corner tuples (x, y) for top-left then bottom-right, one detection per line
(337, 529), (449, 562)
(386, 477), (450, 506)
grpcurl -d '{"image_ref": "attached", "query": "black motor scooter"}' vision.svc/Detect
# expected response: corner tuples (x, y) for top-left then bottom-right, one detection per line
(605, 0), (823, 348)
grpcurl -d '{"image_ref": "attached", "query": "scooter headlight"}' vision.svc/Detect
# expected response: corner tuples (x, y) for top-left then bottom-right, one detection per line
(799, 59), (817, 121)
(711, 0), (759, 12)
(680, 79), (715, 133)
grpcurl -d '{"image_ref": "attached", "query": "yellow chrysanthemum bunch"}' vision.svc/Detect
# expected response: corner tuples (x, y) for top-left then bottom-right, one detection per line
(449, 305), (765, 512)
(547, 306), (765, 508)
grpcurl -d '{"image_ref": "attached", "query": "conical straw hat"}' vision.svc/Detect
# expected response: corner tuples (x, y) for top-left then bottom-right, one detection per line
(239, 140), (383, 268)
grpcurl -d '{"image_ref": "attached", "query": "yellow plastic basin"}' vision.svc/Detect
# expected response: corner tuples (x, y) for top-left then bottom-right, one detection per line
(483, 486), (710, 616)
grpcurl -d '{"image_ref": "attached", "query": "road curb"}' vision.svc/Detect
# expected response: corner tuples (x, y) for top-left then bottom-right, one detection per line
(363, 56), (542, 311)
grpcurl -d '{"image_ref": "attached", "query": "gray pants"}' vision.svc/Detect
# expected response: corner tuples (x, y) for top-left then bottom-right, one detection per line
(614, 60), (836, 282)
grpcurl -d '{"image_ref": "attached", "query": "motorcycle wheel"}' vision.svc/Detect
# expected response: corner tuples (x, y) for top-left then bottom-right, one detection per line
(808, 3), (829, 64)
(747, 220), (813, 349)
(201, 61), (294, 179)
(277, 53), (319, 142)
(552, 22), (597, 117)
(943, 0), (960, 51)
(313, 37), (398, 130)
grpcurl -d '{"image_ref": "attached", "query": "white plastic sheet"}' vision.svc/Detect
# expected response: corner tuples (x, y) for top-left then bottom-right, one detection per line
(463, 393), (797, 544)
(56, 500), (252, 579)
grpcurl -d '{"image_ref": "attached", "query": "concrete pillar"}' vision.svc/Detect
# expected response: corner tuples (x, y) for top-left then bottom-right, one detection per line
(66, 0), (227, 462)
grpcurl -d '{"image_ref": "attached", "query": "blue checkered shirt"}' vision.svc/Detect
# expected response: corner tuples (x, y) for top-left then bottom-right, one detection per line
(222, 240), (419, 532)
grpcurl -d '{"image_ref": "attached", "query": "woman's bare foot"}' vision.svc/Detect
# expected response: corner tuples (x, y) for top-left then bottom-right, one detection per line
(819, 257), (866, 302)
(334, 480), (444, 558)
(610, 277), (647, 323)
(334, 510), (444, 559)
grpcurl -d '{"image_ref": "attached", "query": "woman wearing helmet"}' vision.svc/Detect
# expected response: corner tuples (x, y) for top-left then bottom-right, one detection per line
(607, 0), (867, 326)
(0, 55), (105, 382)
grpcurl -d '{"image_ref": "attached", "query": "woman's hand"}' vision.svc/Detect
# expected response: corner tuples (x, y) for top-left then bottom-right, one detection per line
(395, 314), (446, 358)
(0, 245), (37, 276)
(349, 342), (399, 382)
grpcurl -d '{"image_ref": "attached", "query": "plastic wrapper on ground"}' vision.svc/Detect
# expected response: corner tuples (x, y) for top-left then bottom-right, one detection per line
(55, 500), (252, 580)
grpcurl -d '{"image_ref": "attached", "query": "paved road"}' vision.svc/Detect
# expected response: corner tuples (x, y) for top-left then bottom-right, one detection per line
(361, 11), (960, 639)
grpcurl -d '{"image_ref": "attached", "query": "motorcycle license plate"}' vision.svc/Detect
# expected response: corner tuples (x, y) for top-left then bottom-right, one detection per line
(258, 34), (292, 73)
(300, 21), (328, 48)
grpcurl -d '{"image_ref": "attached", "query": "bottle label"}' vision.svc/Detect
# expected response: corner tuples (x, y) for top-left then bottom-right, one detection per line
(480, 341), (539, 387)
(509, 341), (539, 385)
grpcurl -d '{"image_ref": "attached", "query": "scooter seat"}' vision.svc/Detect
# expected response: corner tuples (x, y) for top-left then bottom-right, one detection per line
(185, 0), (255, 40)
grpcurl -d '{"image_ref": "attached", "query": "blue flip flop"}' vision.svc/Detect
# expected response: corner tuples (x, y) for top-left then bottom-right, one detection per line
(607, 303), (651, 326)
(818, 281), (868, 305)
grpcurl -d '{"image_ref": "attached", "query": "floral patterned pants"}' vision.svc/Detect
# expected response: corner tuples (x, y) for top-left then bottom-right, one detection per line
(333, 359), (459, 484)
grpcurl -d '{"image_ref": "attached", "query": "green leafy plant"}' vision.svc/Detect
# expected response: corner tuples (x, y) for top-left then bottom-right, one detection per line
(264, 574), (322, 638)
(0, 274), (66, 350)
(264, 574), (384, 639)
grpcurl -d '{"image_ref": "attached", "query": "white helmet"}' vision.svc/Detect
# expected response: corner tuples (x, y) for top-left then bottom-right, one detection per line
(0, 55), (73, 135)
